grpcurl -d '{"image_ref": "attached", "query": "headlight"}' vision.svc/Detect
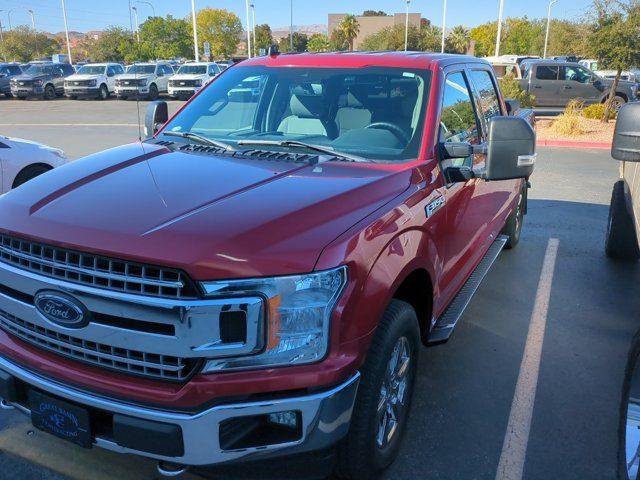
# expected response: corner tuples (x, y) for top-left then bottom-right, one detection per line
(138, 78), (147, 86)
(88, 79), (97, 87)
(201, 266), (347, 371)
(33, 79), (43, 86)
(194, 79), (202, 86)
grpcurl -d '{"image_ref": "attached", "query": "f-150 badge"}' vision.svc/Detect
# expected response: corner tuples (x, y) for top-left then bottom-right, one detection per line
(426, 195), (445, 218)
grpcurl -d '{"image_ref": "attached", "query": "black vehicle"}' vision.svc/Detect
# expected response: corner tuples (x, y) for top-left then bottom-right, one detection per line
(10, 63), (75, 100)
(0, 64), (23, 97)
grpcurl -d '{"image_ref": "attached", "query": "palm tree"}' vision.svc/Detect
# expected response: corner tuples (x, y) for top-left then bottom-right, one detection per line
(339, 15), (360, 51)
(446, 25), (470, 54)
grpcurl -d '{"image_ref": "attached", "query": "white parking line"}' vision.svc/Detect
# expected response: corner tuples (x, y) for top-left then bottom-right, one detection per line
(495, 238), (560, 480)
(0, 123), (139, 127)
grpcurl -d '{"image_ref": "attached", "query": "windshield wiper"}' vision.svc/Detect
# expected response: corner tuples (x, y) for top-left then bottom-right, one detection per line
(162, 131), (235, 151)
(236, 139), (370, 163)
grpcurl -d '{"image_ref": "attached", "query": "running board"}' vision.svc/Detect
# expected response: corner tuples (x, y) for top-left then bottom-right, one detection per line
(426, 235), (508, 345)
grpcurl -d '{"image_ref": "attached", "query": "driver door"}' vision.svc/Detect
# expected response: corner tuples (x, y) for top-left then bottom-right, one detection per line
(560, 65), (603, 105)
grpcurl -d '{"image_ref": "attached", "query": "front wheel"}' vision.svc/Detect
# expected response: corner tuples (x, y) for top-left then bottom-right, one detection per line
(148, 84), (159, 100)
(43, 84), (56, 100)
(12, 165), (51, 189)
(98, 84), (109, 100)
(501, 180), (526, 249)
(336, 300), (419, 480)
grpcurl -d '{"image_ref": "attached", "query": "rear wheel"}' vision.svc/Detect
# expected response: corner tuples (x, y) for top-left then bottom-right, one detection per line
(336, 300), (419, 480)
(606, 180), (640, 260)
(502, 180), (526, 249)
(12, 165), (51, 189)
(612, 95), (627, 112)
(43, 84), (56, 100)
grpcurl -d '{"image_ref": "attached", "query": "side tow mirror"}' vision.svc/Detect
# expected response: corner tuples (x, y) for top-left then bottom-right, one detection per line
(612, 102), (640, 162)
(483, 116), (536, 181)
(144, 100), (168, 139)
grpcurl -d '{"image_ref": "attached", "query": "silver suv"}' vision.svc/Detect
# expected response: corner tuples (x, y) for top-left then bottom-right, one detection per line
(114, 62), (174, 100)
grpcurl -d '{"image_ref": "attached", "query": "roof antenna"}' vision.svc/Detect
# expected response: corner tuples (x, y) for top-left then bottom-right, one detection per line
(127, 0), (143, 142)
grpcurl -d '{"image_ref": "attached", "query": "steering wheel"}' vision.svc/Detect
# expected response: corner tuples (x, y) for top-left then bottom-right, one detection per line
(365, 122), (410, 145)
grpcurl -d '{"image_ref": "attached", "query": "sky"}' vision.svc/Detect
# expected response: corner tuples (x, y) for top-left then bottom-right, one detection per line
(0, 0), (594, 34)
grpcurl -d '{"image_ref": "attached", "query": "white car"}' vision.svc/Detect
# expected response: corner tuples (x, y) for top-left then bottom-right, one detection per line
(114, 62), (174, 100)
(64, 63), (125, 100)
(0, 135), (67, 193)
(168, 62), (225, 99)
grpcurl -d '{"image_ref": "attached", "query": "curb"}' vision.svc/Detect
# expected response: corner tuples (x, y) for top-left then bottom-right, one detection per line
(536, 139), (612, 149)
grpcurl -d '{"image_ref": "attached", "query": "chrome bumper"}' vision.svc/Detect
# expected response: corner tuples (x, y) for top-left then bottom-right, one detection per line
(0, 354), (359, 466)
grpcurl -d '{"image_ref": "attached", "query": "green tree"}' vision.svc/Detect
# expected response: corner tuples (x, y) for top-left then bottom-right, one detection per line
(339, 14), (360, 51)
(445, 25), (470, 54)
(588, 0), (640, 121)
(546, 20), (592, 58)
(307, 33), (330, 52)
(362, 10), (387, 16)
(470, 22), (498, 57)
(499, 73), (536, 107)
(419, 24), (442, 52)
(0, 26), (60, 62)
(254, 24), (273, 53)
(196, 8), (243, 59)
(329, 28), (348, 51)
(80, 26), (134, 62)
(278, 32), (308, 53)
(138, 16), (192, 60)
(501, 17), (544, 55)
(361, 24), (420, 51)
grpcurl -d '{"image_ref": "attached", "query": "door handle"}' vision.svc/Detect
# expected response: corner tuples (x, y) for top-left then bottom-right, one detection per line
(533, 85), (542, 89)
(563, 85), (572, 89)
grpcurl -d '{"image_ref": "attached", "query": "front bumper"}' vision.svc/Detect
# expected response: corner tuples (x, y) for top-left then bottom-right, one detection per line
(115, 87), (149, 98)
(0, 354), (359, 466)
(10, 86), (44, 97)
(65, 87), (100, 98)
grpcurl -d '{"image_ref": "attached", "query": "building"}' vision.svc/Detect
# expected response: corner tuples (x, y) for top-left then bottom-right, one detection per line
(328, 13), (422, 50)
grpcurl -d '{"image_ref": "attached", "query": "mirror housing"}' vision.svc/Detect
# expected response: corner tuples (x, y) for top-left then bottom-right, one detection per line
(504, 99), (520, 116)
(482, 116), (536, 180)
(612, 102), (640, 162)
(440, 142), (473, 159)
(144, 101), (168, 139)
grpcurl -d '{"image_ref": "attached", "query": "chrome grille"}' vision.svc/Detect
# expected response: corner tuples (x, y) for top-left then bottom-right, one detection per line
(0, 309), (198, 381)
(0, 234), (198, 299)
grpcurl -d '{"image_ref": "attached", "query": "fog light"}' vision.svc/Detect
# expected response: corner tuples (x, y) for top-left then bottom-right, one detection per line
(268, 411), (298, 429)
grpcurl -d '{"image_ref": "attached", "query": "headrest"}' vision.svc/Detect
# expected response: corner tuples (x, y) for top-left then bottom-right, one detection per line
(345, 87), (368, 108)
(290, 94), (325, 118)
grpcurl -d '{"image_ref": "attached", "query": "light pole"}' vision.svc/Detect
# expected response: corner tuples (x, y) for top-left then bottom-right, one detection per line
(191, 0), (199, 61)
(494, 0), (505, 57)
(7, 9), (15, 30)
(440, 0), (447, 53)
(404, 0), (410, 52)
(131, 6), (140, 42)
(28, 9), (37, 59)
(244, 0), (252, 58)
(136, 1), (155, 18)
(543, 0), (557, 59)
(0, 17), (5, 62)
(60, 0), (72, 64)
(251, 3), (256, 57)
(289, 0), (293, 51)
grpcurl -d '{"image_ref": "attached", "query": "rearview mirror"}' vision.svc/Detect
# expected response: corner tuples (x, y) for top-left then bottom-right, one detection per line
(483, 116), (536, 180)
(144, 101), (168, 139)
(612, 102), (640, 162)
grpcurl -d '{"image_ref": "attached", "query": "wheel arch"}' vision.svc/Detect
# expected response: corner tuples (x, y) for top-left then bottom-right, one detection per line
(12, 162), (53, 189)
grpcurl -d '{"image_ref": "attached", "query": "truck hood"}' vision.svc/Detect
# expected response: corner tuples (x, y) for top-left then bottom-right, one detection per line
(116, 74), (154, 81)
(0, 143), (411, 280)
(12, 73), (48, 82)
(66, 74), (103, 81)
(170, 74), (207, 81)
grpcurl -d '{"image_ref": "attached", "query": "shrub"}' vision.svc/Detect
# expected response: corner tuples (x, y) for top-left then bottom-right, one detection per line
(582, 103), (616, 120)
(498, 73), (536, 108)
(551, 114), (587, 137)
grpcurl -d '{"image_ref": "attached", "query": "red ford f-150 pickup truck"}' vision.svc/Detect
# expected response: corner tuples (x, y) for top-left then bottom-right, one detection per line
(0, 52), (535, 478)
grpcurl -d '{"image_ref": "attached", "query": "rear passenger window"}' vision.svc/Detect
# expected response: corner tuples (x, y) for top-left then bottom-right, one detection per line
(469, 70), (502, 125)
(535, 65), (559, 81)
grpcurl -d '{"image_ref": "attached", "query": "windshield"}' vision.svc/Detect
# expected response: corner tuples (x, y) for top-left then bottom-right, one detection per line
(77, 65), (106, 75)
(162, 66), (431, 161)
(24, 65), (49, 75)
(177, 65), (207, 75)
(127, 65), (155, 75)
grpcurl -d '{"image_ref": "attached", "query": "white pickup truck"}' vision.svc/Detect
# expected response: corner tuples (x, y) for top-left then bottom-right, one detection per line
(168, 62), (225, 99)
(114, 62), (175, 100)
(64, 63), (125, 100)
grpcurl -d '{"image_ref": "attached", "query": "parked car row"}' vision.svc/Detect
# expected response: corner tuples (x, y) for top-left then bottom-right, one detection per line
(0, 60), (229, 101)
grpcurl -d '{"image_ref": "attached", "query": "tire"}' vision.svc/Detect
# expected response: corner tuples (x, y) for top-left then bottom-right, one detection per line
(43, 84), (56, 100)
(69, 95), (78, 100)
(4, 92), (13, 98)
(148, 83), (159, 100)
(12, 165), (51, 189)
(501, 180), (526, 249)
(606, 180), (640, 260)
(619, 332), (640, 480)
(336, 300), (420, 480)
(98, 84), (109, 100)
(118, 96), (128, 101)
(613, 95), (627, 112)
(18, 96), (26, 100)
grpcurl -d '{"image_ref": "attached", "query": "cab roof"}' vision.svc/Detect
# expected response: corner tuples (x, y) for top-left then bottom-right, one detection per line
(240, 51), (488, 69)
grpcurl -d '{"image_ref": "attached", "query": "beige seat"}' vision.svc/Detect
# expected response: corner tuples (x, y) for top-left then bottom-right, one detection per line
(335, 89), (372, 136)
(278, 94), (336, 137)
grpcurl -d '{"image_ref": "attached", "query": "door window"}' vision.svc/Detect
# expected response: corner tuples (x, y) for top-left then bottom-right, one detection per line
(439, 71), (480, 169)
(469, 70), (502, 128)
(535, 65), (559, 81)
(561, 65), (592, 83)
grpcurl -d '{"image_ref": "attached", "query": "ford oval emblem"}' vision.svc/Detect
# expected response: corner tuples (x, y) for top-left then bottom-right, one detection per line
(34, 291), (89, 328)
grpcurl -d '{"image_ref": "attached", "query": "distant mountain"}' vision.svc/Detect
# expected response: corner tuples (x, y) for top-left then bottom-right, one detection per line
(272, 24), (327, 40)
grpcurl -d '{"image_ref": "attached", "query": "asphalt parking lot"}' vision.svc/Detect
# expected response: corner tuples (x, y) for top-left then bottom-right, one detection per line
(0, 99), (639, 480)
